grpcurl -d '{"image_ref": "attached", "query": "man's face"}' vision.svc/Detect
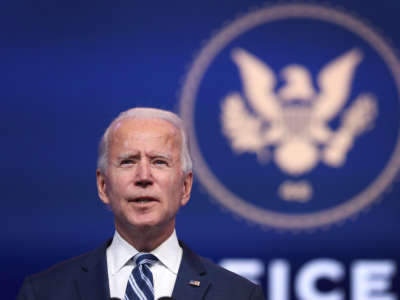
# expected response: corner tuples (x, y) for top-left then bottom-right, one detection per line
(96, 118), (192, 238)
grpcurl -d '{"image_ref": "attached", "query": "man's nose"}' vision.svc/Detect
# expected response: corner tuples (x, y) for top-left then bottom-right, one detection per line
(135, 161), (153, 188)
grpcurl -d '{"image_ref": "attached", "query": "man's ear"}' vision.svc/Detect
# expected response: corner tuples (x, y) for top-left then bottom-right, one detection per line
(181, 171), (193, 206)
(96, 169), (110, 205)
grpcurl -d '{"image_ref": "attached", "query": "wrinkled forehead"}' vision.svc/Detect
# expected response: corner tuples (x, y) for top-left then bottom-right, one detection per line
(109, 117), (182, 151)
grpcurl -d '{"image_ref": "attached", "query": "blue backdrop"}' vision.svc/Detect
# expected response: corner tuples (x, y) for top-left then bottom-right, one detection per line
(3, 1), (400, 299)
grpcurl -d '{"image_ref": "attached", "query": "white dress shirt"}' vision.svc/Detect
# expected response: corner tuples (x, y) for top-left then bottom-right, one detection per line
(106, 230), (183, 300)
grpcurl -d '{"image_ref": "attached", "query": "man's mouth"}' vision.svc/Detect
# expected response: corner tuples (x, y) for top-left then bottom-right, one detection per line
(130, 197), (157, 203)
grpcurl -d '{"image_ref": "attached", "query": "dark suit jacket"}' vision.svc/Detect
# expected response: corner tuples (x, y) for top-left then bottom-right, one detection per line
(17, 240), (265, 300)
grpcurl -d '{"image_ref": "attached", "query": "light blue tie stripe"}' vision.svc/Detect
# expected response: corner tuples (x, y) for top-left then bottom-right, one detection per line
(124, 253), (158, 300)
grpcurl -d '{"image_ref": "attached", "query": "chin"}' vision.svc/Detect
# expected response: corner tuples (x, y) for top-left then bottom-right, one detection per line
(127, 214), (163, 228)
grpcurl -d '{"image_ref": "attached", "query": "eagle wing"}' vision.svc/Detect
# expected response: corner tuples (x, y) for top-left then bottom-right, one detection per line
(221, 93), (266, 153)
(313, 48), (363, 121)
(231, 48), (281, 122)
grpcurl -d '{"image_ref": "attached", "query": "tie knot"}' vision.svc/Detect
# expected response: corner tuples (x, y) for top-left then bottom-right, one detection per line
(134, 253), (158, 267)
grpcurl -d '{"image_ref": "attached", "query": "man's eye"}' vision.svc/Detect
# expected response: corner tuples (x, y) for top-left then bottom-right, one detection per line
(154, 159), (168, 165)
(121, 159), (134, 165)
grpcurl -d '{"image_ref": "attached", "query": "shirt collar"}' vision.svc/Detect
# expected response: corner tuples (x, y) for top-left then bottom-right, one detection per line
(107, 229), (182, 275)
(151, 230), (182, 275)
(107, 230), (138, 275)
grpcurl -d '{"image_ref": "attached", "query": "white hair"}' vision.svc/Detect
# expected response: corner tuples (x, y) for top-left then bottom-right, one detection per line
(97, 107), (192, 174)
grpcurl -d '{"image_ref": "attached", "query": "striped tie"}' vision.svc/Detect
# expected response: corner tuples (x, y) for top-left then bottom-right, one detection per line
(125, 253), (158, 300)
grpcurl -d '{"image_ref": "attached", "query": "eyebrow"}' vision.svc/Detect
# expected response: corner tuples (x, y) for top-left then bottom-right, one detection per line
(149, 153), (173, 161)
(117, 153), (139, 161)
(117, 152), (173, 161)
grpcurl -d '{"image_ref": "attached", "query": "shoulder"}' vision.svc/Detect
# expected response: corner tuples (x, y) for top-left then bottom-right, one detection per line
(198, 255), (260, 291)
(179, 242), (265, 299)
(32, 241), (108, 281)
(17, 240), (109, 299)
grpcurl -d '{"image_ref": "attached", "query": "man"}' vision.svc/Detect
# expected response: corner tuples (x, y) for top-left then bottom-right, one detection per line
(17, 107), (265, 300)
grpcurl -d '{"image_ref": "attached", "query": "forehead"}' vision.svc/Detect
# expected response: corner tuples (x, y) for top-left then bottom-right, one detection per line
(109, 118), (181, 151)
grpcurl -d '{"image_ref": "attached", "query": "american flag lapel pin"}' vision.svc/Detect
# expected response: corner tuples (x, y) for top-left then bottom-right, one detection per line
(189, 280), (201, 287)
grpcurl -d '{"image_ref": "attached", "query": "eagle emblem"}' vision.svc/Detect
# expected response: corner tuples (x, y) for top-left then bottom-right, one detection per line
(221, 48), (378, 176)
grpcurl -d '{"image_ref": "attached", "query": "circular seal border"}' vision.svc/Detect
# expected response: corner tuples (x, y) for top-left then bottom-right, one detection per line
(179, 3), (400, 229)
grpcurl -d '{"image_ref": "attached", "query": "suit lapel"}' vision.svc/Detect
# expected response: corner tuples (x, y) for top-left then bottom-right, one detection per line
(76, 240), (111, 300)
(172, 242), (211, 300)
(72, 239), (210, 300)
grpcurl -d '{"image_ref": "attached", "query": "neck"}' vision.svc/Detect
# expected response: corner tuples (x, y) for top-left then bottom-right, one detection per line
(115, 222), (175, 252)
